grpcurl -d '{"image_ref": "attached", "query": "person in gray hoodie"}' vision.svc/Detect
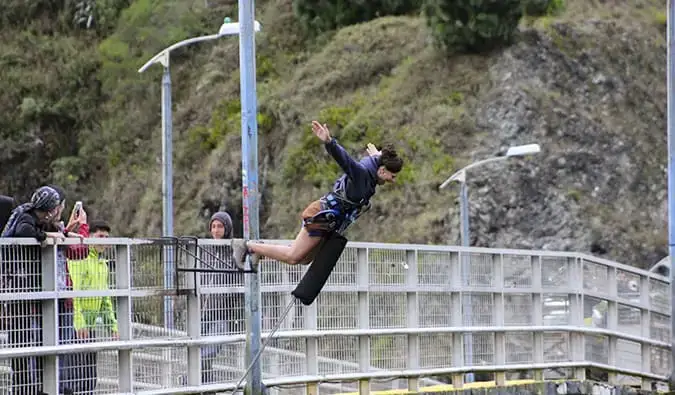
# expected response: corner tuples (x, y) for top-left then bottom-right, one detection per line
(201, 211), (244, 384)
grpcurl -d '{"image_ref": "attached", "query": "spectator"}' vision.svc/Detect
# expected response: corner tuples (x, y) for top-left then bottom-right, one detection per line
(201, 211), (243, 384)
(2, 186), (63, 395)
(209, 211), (233, 240)
(0, 195), (16, 232)
(44, 185), (82, 395)
(2, 186), (65, 241)
(67, 219), (117, 393)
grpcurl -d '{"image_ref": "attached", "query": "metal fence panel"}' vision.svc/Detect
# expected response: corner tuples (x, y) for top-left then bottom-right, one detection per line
(0, 238), (669, 394)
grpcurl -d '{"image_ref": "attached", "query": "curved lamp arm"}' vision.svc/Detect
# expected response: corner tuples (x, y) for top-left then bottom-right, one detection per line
(139, 34), (221, 72)
(138, 20), (262, 73)
(438, 143), (540, 190)
(439, 156), (508, 190)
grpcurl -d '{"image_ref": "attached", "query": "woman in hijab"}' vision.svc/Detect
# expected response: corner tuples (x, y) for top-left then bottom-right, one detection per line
(2, 186), (66, 241)
(1, 186), (64, 394)
(201, 211), (243, 385)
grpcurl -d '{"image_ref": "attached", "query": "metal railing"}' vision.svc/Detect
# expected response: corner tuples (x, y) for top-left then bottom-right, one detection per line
(0, 237), (670, 394)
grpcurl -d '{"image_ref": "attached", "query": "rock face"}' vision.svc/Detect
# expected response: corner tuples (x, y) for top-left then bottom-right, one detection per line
(462, 21), (666, 268)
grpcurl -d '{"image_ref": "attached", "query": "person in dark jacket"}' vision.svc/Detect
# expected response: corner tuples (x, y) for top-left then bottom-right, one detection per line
(2, 186), (64, 395)
(0, 195), (16, 232)
(2, 186), (65, 241)
(231, 120), (403, 270)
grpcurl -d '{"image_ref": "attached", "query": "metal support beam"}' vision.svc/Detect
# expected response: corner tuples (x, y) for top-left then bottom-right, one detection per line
(239, 0), (263, 393)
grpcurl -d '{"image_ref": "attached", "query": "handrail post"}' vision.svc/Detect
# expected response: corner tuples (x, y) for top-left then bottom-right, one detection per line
(405, 249), (419, 392)
(185, 241), (202, 385)
(356, 247), (371, 394)
(41, 243), (58, 395)
(116, 242), (134, 392)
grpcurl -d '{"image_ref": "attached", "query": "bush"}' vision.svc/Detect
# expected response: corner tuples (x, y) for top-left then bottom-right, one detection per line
(293, 0), (420, 33)
(0, 0), (67, 30)
(522, 0), (564, 17)
(423, 0), (523, 54)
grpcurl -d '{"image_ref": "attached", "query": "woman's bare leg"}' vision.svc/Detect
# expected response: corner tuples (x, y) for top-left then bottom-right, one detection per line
(248, 228), (322, 265)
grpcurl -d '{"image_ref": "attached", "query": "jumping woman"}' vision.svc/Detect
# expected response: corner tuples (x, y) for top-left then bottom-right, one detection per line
(231, 120), (404, 270)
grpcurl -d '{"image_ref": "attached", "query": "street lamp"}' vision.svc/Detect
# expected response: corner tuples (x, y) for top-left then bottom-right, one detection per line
(439, 143), (540, 383)
(439, 143), (541, 245)
(138, 18), (261, 330)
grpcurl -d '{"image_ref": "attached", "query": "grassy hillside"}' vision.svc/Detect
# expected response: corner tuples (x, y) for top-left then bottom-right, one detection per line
(0, 0), (669, 267)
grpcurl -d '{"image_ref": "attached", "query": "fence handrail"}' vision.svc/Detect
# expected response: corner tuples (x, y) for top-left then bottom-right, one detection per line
(0, 237), (668, 281)
(133, 361), (668, 395)
(0, 324), (667, 358)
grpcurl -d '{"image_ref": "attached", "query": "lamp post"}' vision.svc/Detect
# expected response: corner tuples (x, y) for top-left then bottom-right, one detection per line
(666, 0), (675, 389)
(138, 18), (261, 330)
(439, 143), (541, 383)
(238, 0), (264, 393)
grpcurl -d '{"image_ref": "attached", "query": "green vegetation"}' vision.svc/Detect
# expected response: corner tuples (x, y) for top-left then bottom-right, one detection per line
(522, 0), (565, 17)
(0, 0), (668, 266)
(423, 0), (524, 53)
(293, 0), (420, 34)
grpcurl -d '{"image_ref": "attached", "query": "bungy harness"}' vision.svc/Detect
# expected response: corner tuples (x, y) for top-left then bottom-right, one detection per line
(303, 175), (372, 236)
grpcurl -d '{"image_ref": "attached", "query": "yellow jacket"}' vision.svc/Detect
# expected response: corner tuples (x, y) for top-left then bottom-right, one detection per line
(68, 249), (118, 333)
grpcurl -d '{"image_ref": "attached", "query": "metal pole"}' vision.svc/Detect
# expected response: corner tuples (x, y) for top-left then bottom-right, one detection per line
(239, 0), (262, 393)
(161, 65), (175, 330)
(460, 181), (469, 247)
(667, 0), (675, 388)
(459, 181), (474, 383)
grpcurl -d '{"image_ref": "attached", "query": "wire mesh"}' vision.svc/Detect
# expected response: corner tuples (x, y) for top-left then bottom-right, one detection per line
(503, 255), (533, 288)
(418, 292), (452, 328)
(543, 331), (570, 362)
(262, 292), (302, 331)
(202, 340), (246, 384)
(542, 294), (570, 325)
(463, 292), (493, 326)
(317, 292), (358, 330)
(584, 296), (608, 329)
(541, 256), (570, 289)
(419, 334), (452, 369)
(327, 246), (358, 286)
(649, 278), (670, 313)
(464, 332), (494, 366)
(505, 333), (534, 364)
(585, 335), (609, 364)
(94, 350), (120, 392)
(617, 304), (641, 335)
(650, 313), (670, 343)
(582, 260), (609, 293)
(417, 251), (453, 286)
(130, 241), (167, 290)
(132, 346), (186, 390)
(651, 347), (671, 376)
(370, 335), (407, 370)
(0, 244), (42, 293)
(318, 336), (360, 375)
(0, 244), (43, 395)
(264, 337), (308, 379)
(368, 248), (406, 286)
(369, 292), (406, 329)
(504, 293), (533, 326)
(467, 253), (494, 288)
(616, 269), (641, 303)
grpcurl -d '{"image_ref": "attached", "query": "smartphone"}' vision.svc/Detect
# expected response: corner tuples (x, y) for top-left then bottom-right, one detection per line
(74, 201), (83, 218)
